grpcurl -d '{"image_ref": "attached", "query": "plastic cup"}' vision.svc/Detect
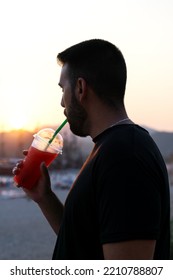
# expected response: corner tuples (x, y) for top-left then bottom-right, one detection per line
(14, 128), (63, 189)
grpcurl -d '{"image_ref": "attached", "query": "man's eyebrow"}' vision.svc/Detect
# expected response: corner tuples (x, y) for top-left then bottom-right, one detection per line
(58, 82), (62, 88)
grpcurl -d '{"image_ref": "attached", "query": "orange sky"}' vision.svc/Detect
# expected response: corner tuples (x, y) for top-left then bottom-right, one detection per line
(0, 0), (173, 132)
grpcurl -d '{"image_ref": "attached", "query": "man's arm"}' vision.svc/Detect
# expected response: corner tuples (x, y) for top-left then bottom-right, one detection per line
(24, 163), (64, 235)
(103, 240), (156, 259)
(36, 190), (64, 235)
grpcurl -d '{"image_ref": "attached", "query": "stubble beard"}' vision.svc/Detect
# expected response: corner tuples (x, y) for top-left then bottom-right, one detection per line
(67, 95), (89, 138)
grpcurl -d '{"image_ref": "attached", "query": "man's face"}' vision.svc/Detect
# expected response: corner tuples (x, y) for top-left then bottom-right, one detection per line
(59, 64), (89, 137)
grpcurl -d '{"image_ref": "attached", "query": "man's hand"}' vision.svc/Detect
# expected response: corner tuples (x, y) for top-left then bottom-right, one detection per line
(12, 150), (64, 234)
(12, 150), (52, 203)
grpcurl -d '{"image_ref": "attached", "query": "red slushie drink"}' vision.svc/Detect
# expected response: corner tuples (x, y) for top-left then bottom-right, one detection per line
(14, 128), (63, 189)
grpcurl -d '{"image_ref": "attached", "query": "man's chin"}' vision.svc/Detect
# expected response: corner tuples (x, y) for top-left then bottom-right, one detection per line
(70, 124), (88, 138)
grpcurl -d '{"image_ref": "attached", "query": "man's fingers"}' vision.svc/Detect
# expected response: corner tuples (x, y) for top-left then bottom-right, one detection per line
(12, 160), (24, 175)
(23, 150), (28, 156)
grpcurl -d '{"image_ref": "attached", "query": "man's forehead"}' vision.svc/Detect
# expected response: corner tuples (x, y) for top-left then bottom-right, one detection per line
(59, 64), (71, 88)
(59, 64), (69, 81)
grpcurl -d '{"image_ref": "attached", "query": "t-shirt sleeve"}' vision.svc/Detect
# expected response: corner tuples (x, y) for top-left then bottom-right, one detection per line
(96, 156), (161, 244)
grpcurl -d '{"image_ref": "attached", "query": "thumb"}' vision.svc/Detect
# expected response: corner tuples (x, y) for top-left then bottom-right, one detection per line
(40, 162), (51, 185)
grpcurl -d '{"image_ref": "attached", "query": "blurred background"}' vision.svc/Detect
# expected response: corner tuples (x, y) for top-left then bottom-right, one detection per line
(0, 0), (173, 259)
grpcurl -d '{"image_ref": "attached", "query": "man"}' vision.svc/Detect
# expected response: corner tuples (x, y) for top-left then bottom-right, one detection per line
(13, 39), (170, 259)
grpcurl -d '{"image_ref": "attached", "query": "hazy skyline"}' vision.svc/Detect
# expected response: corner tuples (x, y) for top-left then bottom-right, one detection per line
(0, 0), (173, 132)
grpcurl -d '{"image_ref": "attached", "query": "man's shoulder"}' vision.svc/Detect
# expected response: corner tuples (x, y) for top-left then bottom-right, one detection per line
(98, 124), (149, 147)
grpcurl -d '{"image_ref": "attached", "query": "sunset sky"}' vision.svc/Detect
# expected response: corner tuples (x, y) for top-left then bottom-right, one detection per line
(0, 0), (173, 132)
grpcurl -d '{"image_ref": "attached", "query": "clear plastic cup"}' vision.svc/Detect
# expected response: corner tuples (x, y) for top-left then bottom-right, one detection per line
(14, 128), (63, 189)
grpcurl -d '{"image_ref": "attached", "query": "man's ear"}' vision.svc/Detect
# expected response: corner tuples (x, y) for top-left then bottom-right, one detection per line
(75, 77), (87, 103)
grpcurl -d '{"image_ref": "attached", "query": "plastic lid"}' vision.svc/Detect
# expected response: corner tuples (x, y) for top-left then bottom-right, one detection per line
(33, 128), (63, 153)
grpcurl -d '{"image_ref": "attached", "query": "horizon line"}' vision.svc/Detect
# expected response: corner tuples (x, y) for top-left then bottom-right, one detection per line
(0, 123), (172, 134)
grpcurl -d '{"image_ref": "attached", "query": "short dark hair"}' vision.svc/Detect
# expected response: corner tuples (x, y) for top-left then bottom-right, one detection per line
(57, 39), (127, 108)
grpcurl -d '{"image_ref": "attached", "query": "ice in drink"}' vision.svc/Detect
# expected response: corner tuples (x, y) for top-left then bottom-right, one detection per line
(14, 128), (63, 189)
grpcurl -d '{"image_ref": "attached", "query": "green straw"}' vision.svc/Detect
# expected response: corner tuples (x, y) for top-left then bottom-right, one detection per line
(44, 119), (68, 151)
(48, 119), (68, 145)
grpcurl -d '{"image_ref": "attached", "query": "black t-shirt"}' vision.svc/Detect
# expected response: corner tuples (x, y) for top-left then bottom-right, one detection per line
(52, 124), (170, 259)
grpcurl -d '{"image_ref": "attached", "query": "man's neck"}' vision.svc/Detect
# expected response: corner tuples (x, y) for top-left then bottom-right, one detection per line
(89, 111), (132, 139)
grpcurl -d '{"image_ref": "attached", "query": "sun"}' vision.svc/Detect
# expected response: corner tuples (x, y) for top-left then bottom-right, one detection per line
(7, 107), (28, 130)
(9, 113), (27, 130)
(4, 94), (29, 131)
(0, 88), (35, 131)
